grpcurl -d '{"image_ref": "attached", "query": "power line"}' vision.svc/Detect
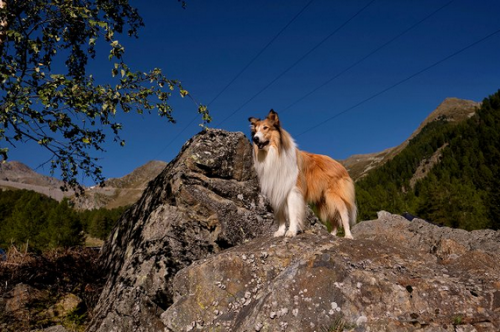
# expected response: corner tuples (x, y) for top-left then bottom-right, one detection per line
(282, 0), (456, 112)
(155, 0), (316, 157)
(215, 0), (377, 127)
(296, 27), (500, 138)
(208, 0), (316, 107)
(151, 93), (205, 160)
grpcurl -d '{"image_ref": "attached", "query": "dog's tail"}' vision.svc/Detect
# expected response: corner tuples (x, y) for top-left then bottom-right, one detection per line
(349, 200), (358, 226)
(343, 177), (357, 226)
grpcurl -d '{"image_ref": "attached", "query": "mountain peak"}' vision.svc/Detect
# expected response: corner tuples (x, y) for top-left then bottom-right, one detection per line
(73, 160), (168, 209)
(342, 97), (480, 180)
(0, 160), (63, 187)
(104, 160), (167, 189)
(0, 160), (36, 176)
(0, 161), (72, 201)
(408, 98), (480, 141)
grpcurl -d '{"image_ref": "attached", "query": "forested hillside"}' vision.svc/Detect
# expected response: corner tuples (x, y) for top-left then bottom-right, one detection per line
(356, 90), (500, 231)
(0, 190), (127, 252)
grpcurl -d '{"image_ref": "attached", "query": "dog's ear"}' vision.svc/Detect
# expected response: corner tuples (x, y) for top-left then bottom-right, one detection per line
(248, 117), (259, 126)
(267, 109), (280, 127)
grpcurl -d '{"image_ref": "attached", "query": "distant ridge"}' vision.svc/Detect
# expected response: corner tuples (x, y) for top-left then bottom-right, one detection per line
(72, 160), (167, 210)
(0, 160), (167, 209)
(0, 161), (73, 201)
(341, 98), (480, 180)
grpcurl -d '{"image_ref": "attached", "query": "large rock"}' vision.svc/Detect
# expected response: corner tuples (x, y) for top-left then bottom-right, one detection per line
(161, 214), (500, 332)
(87, 129), (319, 332)
(88, 129), (499, 332)
(53, 293), (82, 317)
(4, 283), (47, 317)
(355, 211), (500, 258)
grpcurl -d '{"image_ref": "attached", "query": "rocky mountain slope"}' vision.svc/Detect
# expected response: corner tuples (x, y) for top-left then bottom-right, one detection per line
(72, 160), (167, 210)
(0, 160), (167, 209)
(342, 98), (480, 180)
(87, 129), (499, 332)
(0, 161), (73, 201)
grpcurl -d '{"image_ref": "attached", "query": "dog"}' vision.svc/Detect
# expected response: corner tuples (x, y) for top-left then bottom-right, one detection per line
(248, 109), (356, 238)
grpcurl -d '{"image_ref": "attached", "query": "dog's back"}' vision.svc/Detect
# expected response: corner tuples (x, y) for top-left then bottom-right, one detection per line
(297, 151), (357, 238)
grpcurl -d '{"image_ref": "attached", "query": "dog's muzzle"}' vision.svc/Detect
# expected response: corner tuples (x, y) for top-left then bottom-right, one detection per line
(252, 135), (269, 149)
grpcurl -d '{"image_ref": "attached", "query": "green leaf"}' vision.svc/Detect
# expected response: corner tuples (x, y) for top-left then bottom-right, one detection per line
(0, 148), (8, 161)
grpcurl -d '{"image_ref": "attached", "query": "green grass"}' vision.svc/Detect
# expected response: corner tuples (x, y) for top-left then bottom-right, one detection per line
(320, 314), (356, 332)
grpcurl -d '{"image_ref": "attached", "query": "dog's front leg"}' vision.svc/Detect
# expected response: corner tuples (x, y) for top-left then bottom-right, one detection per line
(285, 187), (305, 237)
(273, 208), (287, 237)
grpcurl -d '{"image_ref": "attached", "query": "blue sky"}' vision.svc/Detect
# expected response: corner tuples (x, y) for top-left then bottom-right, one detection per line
(8, 0), (500, 185)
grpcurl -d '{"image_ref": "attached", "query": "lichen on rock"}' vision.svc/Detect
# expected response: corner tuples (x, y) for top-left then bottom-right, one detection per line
(161, 215), (500, 331)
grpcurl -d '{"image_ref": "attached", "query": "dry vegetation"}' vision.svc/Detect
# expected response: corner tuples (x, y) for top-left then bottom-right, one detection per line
(0, 246), (106, 331)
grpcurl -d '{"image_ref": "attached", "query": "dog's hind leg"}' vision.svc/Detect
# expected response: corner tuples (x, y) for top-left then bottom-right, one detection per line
(338, 203), (353, 239)
(327, 194), (353, 239)
(317, 201), (337, 236)
(273, 207), (287, 237)
(285, 187), (305, 237)
(330, 222), (338, 237)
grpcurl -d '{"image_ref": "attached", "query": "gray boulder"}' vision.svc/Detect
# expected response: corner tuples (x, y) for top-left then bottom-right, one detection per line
(358, 211), (500, 257)
(161, 213), (500, 331)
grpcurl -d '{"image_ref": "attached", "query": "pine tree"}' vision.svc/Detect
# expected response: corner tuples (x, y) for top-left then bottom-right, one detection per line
(356, 90), (500, 230)
(44, 199), (84, 249)
(2, 191), (54, 250)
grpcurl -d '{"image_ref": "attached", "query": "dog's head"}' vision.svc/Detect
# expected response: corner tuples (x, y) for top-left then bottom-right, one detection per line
(248, 109), (280, 150)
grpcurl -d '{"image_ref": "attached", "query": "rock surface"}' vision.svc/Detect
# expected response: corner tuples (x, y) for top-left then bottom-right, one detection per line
(34, 325), (69, 332)
(162, 214), (500, 332)
(88, 129), (319, 332)
(0, 161), (73, 201)
(53, 293), (82, 317)
(4, 283), (47, 319)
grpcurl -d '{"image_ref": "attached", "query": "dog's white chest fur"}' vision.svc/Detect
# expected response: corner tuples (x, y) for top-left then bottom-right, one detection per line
(254, 145), (298, 211)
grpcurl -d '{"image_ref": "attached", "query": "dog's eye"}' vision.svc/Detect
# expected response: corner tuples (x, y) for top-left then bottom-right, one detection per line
(263, 126), (269, 130)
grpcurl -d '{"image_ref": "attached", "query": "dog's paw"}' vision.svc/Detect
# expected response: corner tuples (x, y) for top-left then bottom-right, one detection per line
(285, 229), (297, 237)
(273, 229), (285, 237)
(344, 233), (354, 239)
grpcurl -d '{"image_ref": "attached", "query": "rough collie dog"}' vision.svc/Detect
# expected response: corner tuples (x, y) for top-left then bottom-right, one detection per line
(248, 110), (356, 238)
